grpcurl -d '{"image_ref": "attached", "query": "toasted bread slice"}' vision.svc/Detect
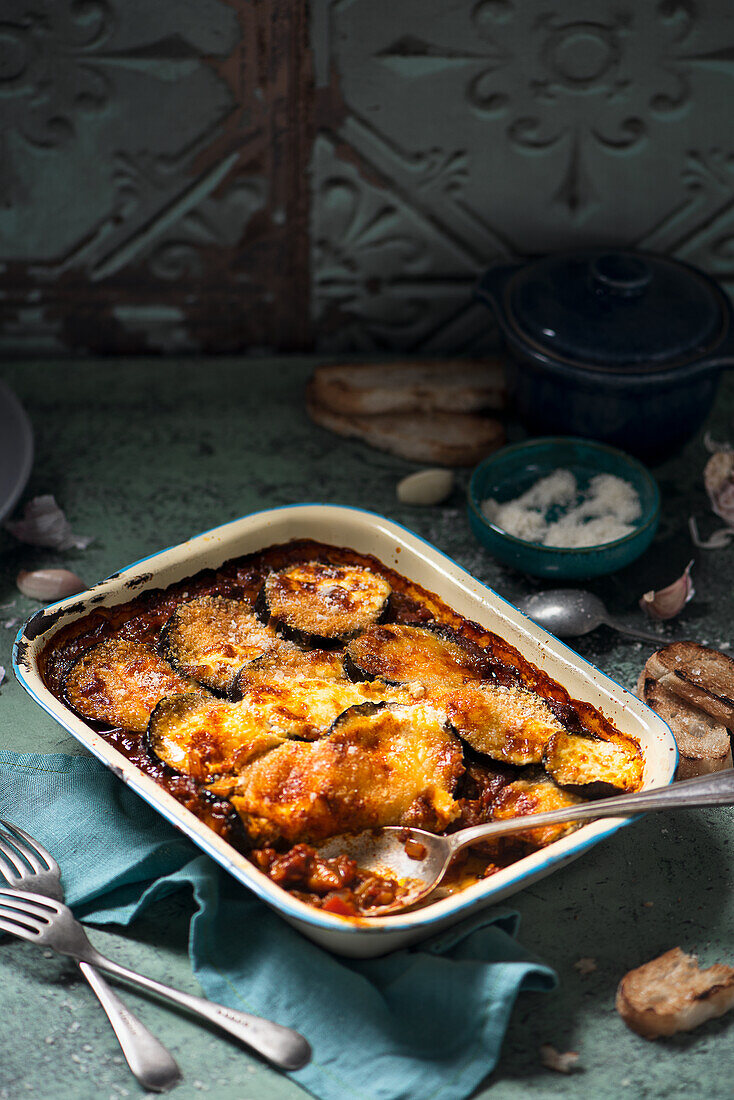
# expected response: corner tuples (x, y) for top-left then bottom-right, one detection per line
(306, 384), (505, 467)
(644, 643), (734, 730)
(638, 674), (732, 779)
(616, 947), (734, 1038)
(310, 360), (506, 416)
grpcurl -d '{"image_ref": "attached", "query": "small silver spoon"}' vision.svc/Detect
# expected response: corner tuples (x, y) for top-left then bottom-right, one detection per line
(516, 588), (665, 644)
(317, 770), (734, 916)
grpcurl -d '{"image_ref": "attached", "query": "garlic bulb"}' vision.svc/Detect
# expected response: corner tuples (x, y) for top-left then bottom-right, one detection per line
(639, 561), (694, 620)
(17, 569), (86, 602)
(704, 451), (734, 527)
(6, 495), (92, 550)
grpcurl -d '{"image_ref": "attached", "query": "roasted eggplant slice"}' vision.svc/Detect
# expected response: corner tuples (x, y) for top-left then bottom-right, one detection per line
(345, 623), (477, 691)
(233, 645), (346, 697)
(147, 694), (285, 781)
(237, 677), (403, 741)
(445, 681), (564, 765)
(148, 678), (403, 782)
(489, 771), (584, 849)
(160, 596), (277, 694)
(261, 561), (391, 644)
(543, 730), (643, 796)
(229, 701), (464, 846)
(64, 637), (202, 733)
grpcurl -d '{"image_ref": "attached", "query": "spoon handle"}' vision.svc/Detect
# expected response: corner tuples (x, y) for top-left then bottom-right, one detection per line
(448, 769), (734, 854)
(602, 616), (667, 645)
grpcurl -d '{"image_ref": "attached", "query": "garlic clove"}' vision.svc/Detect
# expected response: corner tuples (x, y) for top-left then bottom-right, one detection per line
(17, 569), (86, 602)
(397, 468), (454, 506)
(539, 1044), (580, 1074)
(704, 451), (734, 526)
(639, 560), (694, 620)
(5, 495), (92, 550)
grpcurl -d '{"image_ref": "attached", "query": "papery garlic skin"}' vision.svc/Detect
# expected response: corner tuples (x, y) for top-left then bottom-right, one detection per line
(539, 1044), (580, 1074)
(704, 452), (734, 527)
(17, 569), (86, 602)
(704, 431), (733, 455)
(688, 516), (734, 550)
(5, 495), (92, 550)
(639, 560), (695, 620)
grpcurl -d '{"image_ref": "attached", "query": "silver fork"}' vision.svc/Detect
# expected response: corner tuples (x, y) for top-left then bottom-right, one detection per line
(0, 886), (312, 1072)
(0, 819), (181, 1092)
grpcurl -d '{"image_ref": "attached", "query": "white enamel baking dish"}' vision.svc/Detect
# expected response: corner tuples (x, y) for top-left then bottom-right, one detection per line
(13, 504), (677, 958)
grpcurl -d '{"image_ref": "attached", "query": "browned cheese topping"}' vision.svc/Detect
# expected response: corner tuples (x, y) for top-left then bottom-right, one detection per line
(229, 702), (463, 846)
(346, 623), (479, 694)
(160, 595), (277, 693)
(64, 637), (203, 733)
(445, 681), (565, 765)
(263, 561), (391, 641)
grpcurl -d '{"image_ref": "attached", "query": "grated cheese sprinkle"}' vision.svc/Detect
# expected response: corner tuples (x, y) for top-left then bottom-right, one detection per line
(481, 469), (642, 548)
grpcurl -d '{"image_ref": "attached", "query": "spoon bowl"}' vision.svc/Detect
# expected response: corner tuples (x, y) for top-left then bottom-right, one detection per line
(516, 588), (666, 644)
(317, 829), (447, 911)
(317, 770), (734, 916)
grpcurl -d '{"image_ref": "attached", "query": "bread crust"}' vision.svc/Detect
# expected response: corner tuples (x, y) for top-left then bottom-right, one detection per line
(637, 645), (734, 778)
(305, 383), (505, 467)
(616, 947), (734, 1038)
(310, 360), (506, 416)
(645, 643), (734, 729)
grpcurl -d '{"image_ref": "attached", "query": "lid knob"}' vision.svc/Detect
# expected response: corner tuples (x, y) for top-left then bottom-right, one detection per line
(589, 253), (652, 299)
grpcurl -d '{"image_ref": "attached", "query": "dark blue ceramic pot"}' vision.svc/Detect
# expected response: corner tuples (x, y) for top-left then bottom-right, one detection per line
(475, 250), (734, 463)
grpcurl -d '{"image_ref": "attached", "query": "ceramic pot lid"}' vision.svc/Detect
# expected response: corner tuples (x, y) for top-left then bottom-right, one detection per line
(504, 249), (728, 372)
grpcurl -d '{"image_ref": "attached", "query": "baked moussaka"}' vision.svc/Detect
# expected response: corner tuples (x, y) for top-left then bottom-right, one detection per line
(41, 539), (643, 917)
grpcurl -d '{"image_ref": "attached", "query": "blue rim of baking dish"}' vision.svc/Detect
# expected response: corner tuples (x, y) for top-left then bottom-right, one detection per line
(12, 503), (677, 939)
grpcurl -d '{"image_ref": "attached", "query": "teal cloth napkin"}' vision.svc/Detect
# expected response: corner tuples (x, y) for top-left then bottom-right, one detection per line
(0, 750), (556, 1100)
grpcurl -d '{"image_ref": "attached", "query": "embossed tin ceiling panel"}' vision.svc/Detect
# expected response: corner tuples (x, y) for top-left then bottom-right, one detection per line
(0, 0), (312, 354)
(2, 0), (734, 354)
(310, 0), (734, 352)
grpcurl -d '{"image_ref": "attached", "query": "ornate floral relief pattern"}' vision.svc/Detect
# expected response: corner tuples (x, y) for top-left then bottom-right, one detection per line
(0, 0), (312, 353)
(0, 1), (235, 209)
(0, 3), (112, 152)
(645, 150), (734, 297)
(311, 136), (485, 351)
(109, 152), (267, 281)
(310, 0), (734, 350)
(373, 2), (720, 221)
(3, 0), (734, 354)
(328, 0), (734, 246)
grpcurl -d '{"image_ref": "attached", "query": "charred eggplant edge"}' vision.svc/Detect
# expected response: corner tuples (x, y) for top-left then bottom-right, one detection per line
(257, 563), (391, 647)
(542, 729), (641, 798)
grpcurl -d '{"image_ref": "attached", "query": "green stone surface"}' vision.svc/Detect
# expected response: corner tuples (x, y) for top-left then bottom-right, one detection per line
(0, 358), (733, 1099)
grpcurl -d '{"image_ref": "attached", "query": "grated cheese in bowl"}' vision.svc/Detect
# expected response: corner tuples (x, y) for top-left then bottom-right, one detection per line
(481, 470), (642, 548)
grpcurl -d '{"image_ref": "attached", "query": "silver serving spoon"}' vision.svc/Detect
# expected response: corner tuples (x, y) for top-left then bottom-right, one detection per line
(317, 770), (734, 916)
(516, 588), (665, 644)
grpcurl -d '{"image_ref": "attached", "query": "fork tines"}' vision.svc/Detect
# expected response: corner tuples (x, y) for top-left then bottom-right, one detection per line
(0, 887), (60, 913)
(0, 821), (49, 884)
(0, 817), (55, 873)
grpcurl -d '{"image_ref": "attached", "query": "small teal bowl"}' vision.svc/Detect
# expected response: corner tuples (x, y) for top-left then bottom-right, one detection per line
(467, 437), (660, 579)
